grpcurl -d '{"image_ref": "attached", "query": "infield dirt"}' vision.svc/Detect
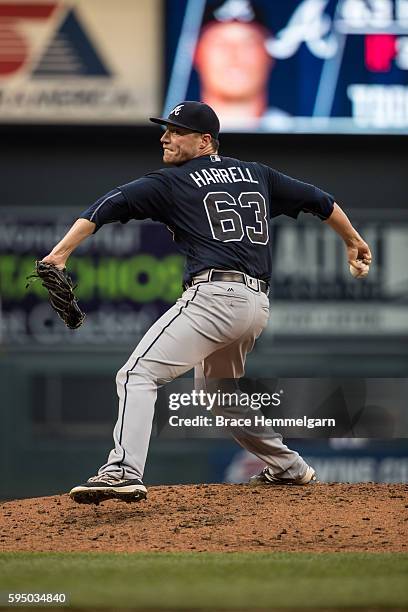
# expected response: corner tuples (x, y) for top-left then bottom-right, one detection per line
(1, 483), (407, 553)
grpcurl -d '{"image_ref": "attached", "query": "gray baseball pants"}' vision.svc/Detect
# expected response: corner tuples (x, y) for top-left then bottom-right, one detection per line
(98, 278), (309, 481)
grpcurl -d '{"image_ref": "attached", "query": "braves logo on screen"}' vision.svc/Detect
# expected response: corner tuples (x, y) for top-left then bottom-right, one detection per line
(0, 1), (110, 78)
(266, 0), (408, 71)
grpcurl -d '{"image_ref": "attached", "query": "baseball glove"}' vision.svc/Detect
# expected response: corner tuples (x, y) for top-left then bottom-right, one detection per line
(26, 261), (85, 329)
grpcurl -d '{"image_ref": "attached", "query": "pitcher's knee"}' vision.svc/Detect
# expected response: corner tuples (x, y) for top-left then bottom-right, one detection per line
(116, 360), (157, 390)
(116, 367), (127, 388)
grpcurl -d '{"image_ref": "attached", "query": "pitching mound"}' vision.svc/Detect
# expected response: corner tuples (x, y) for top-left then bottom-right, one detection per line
(1, 483), (407, 553)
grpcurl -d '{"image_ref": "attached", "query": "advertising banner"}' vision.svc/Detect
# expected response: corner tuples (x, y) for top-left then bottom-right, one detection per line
(268, 209), (408, 337)
(0, 207), (407, 347)
(223, 441), (408, 483)
(0, 207), (184, 346)
(0, 0), (161, 123)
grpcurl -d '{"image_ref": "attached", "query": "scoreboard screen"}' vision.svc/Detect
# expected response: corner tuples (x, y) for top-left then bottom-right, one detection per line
(165, 0), (408, 134)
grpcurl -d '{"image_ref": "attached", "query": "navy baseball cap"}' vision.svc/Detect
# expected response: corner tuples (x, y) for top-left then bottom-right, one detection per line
(150, 101), (220, 139)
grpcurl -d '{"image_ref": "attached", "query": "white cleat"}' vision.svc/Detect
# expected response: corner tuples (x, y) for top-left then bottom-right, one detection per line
(249, 465), (318, 486)
(69, 473), (147, 505)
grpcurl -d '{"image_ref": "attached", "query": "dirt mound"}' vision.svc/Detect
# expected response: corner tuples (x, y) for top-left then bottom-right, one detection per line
(1, 483), (407, 553)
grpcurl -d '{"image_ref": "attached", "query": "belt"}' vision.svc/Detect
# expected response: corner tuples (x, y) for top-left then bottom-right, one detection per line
(185, 269), (269, 295)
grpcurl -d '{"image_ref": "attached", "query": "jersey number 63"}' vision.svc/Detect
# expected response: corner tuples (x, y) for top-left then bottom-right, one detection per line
(203, 191), (269, 245)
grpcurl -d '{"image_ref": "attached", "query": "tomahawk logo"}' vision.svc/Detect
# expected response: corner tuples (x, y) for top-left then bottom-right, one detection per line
(266, 0), (338, 60)
(0, 2), (110, 78)
(171, 104), (184, 116)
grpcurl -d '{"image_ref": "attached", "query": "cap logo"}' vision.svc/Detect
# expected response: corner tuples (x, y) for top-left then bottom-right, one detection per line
(171, 104), (184, 116)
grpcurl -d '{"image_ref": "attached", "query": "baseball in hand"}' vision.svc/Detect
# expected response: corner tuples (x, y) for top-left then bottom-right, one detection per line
(349, 261), (369, 279)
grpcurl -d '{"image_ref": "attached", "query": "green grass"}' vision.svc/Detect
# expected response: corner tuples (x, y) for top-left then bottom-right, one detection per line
(0, 552), (407, 609)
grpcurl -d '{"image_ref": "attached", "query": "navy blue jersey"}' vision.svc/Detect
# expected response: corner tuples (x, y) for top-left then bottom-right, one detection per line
(79, 154), (334, 285)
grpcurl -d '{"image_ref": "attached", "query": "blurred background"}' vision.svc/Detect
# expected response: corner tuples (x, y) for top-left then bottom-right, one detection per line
(1, 0), (407, 500)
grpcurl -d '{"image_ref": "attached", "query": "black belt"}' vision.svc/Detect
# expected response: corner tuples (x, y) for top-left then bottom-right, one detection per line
(185, 270), (269, 295)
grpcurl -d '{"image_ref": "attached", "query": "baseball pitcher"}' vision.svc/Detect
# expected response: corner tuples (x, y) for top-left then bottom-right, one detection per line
(40, 102), (372, 504)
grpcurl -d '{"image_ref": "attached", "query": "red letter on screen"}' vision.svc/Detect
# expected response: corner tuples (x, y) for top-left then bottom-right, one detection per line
(365, 35), (396, 72)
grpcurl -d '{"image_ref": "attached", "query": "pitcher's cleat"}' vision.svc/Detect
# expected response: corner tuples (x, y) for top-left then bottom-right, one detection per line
(69, 473), (147, 505)
(249, 465), (317, 486)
